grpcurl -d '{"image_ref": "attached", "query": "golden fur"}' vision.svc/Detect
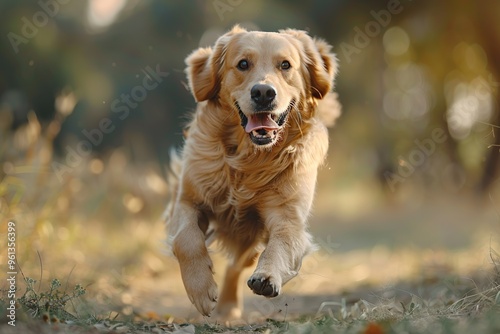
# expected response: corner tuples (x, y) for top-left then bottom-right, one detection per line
(165, 25), (340, 318)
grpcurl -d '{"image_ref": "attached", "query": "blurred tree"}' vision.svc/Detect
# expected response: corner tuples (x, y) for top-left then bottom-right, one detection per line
(0, 0), (498, 195)
(476, 0), (500, 193)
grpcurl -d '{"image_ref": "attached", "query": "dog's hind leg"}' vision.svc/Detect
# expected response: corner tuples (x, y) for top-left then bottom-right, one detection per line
(216, 246), (259, 319)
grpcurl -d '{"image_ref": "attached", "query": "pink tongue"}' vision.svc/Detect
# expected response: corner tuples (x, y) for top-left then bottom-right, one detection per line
(244, 113), (279, 133)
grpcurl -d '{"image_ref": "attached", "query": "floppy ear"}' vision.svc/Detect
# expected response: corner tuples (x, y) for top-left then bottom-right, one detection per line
(280, 29), (338, 99)
(185, 25), (247, 102)
(185, 47), (217, 102)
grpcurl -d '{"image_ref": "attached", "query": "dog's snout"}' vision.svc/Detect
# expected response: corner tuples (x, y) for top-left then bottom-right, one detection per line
(251, 84), (276, 107)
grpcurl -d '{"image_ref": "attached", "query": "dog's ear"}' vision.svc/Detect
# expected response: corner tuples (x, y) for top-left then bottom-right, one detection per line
(185, 47), (216, 102)
(185, 25), (247, 102)
(281, 29), (338, 99)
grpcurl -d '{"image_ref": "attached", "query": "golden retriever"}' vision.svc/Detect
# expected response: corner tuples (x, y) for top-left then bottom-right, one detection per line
(165, 25), (340, 318)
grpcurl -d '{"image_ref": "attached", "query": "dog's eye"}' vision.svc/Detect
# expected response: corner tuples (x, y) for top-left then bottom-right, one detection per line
(237, 59), (249, 71)
(280, 60), (291, 70)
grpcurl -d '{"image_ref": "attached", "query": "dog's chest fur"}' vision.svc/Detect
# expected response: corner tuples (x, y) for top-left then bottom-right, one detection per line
(179, 102), (329, 240)
(184, 130), (296, 226)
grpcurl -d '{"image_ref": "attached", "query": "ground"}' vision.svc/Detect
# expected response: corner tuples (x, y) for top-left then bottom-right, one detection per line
(1, 151), (499, 333)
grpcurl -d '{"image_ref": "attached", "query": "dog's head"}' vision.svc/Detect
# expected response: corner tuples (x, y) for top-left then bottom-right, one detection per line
(185, 25), (338, 148)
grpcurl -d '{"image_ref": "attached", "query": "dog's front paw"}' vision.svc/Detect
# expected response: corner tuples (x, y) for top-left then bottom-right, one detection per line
(180, 258), (218, 316)
(247, 273), (280, 297)
(184, 272), (218, 316)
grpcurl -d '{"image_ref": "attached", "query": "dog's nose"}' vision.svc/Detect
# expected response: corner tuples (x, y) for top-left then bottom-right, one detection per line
(251, 84), (276, 107)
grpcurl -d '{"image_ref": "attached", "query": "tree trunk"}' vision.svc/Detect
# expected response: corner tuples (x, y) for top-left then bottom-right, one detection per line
(476, 0), (500, 194)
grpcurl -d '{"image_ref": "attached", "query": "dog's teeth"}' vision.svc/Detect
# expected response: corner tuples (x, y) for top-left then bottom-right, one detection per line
(252, 130), (271, 139)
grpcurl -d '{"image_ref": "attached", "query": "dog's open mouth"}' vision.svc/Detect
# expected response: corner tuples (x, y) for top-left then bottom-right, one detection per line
(237, 101), (293, 146)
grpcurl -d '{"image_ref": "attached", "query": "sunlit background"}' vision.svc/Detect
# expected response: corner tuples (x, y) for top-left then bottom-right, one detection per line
(1, 0), (499, 321)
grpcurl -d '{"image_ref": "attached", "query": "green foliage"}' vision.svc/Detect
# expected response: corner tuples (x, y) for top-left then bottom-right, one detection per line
(17, 276), (86, 322)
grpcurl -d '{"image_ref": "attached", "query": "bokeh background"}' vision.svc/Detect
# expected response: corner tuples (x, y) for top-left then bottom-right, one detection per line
(1, 0), (500, 320)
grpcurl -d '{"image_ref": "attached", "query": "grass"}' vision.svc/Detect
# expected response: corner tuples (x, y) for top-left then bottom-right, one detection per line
(1, 274), (499, 333)
(17, 276), (86, 322)
(1, 112), (500, 333)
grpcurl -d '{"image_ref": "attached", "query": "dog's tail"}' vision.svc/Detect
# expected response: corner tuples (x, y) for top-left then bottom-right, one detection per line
(163, 147), (183, 219)
(163, 148), (183, 243)
(317, 91), (342, 127)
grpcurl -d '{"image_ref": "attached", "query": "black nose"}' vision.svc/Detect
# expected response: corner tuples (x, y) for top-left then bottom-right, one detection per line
(251, 84), (276, 107)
